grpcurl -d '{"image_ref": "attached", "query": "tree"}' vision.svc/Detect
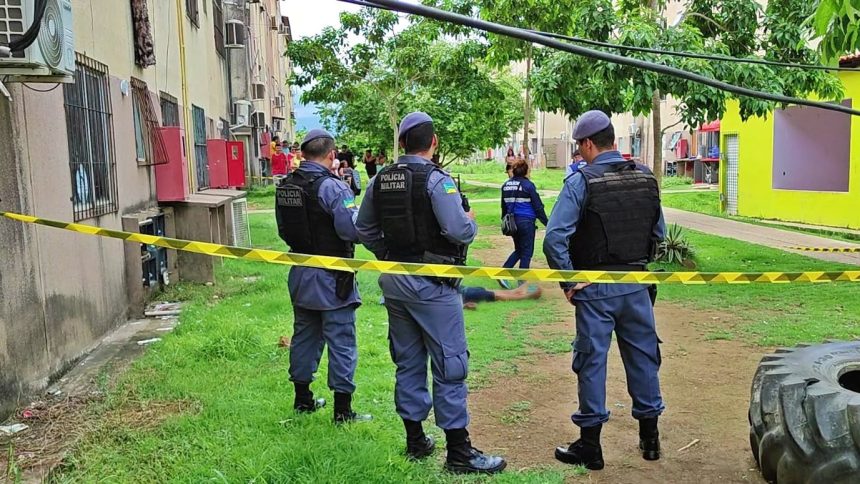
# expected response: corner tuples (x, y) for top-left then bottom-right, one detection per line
(530, 0), (843, 182)
(810, 0), (860, 62)
(288, 8), (522, 163)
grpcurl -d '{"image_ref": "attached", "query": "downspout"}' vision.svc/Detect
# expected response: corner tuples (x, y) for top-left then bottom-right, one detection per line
(175, 0), (196, 193)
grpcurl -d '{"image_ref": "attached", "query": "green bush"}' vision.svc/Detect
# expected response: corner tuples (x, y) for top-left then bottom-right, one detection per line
(656, 224), (696, 268)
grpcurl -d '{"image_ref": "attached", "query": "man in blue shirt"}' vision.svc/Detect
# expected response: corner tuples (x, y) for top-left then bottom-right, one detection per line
(275, 129), (371, 424)
(543, 111), (666, 470)
(565, 149), (587, 177)
(357, 112), (506, 474)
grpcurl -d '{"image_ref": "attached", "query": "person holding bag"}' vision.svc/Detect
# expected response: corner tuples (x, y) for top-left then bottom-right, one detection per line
(499, 159), (548, 289)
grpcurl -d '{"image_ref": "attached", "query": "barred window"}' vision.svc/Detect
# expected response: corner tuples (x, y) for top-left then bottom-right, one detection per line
(63, 54), (118, 221)
(159, 92), (180, 127)
(131, 78), (168, 166)
(192, 105), (209, 189)
(186, 0), (199, 27)
(213, 0), (225, 58)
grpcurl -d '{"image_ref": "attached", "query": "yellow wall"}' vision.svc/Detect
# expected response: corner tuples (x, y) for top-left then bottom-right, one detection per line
(720, 72), (860, 229)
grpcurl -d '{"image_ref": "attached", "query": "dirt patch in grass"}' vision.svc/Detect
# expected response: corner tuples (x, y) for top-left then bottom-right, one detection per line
(468, 291), (767, 483)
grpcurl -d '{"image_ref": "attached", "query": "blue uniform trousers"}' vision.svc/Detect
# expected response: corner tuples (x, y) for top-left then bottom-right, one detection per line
(289, 306), (357, 394)
(571, 289), (664, 428)
(503, 217), (537, 269)
(385, 297), (470, 430)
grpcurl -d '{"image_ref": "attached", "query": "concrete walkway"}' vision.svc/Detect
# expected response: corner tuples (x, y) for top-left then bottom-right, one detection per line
(664, 208), (860, 266)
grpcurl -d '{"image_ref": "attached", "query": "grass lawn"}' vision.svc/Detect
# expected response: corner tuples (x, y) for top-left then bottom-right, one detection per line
(47, 178), (859, 482)
(661, 190), (722, 217)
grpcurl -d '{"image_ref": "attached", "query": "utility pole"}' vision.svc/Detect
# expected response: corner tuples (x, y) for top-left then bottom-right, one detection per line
(650, 0), (664, 184)
(522, 43), (532, 158)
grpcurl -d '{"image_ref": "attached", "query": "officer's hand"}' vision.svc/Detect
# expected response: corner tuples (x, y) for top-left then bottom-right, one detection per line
(466, 210), (476, 221)
(564, 283), (592, 304)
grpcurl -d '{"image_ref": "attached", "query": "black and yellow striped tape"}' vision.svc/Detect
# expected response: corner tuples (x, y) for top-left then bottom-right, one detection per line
(2, 211), (859, 285)
(790, 246), (860, 253)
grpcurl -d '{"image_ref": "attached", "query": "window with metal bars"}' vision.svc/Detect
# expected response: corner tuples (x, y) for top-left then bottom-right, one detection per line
(159, 92), (180, 127)
(186, 0), (199, 27)
(213, 0), (225, 58)
(192, 105), (209, 189)
(63, 54), (119, 221)
(131, 78), (168, 166)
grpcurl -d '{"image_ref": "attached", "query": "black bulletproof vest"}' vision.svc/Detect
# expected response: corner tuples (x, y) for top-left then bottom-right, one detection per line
(569, 160), (661, 269)
(275, 169), (354, 258)
(372, 162), (464, 262)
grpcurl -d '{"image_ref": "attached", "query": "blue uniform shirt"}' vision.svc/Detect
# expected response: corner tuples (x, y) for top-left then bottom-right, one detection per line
(543, 150), (666, 301)
(287, 162), (361, 311)
(356, 155), (477, 303)
(500, 176), (548, 225)
(566, 160), (588, 177)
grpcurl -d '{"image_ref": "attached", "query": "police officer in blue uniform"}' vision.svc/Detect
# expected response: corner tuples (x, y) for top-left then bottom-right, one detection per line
(275, 128), (371, 424)
(356, 112), (506, 474)
(500, 159), (548, 289)
(543, 111), (666, 470)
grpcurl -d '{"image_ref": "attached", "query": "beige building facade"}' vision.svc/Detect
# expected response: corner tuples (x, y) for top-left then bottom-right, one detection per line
(0, 0), (292, 418)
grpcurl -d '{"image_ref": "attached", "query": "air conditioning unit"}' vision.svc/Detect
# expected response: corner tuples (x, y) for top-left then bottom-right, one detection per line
(231, 198), (251, 247)
(251, 82), (265, 101)
(269, 15), (279, 31)
(272, 95), (284, 109)
(251, 111), (266, 128)
(233, 100), (252, 127)
(0, 0), (75, 81)
(225, 20), (246, 49)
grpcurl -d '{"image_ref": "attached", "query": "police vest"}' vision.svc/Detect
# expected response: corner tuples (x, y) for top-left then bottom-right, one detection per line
(502, 177), (536, 219)
(275, 170), (355, 258)
(569, 161), (661, 270)
(372, 163), (465, 264)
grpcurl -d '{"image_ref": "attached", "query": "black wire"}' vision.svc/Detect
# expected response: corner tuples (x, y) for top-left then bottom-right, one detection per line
(6, 0), (47, 52)
(22, 82), (61, 93)
(341, 0), (860, 117)
(529, 30), (859, 73)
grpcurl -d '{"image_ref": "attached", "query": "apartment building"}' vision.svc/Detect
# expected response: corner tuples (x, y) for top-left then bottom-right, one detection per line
(0, 0), (292, 418)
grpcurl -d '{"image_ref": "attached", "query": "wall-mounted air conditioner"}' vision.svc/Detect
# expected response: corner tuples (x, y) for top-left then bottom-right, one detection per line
(251, 111), (266, 128)
(272, 96), (284, 109)
(0, 0), (75, 81)
(225, 20), (246, 49)
(233, 100), (251, 127)
(251, 82), (265, 101)
(270, 15), (280, 31)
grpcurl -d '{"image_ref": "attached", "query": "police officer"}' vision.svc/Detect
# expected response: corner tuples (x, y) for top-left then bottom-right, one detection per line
(356, 112), (506, 474)
(275, 128), (371, 424)
(543, 110), (666, 470)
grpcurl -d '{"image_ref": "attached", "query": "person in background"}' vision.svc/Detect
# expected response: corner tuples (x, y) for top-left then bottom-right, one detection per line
(505, 147), (516, 173)
(275, 129), (371, 425)
(499, 159), (548, 288)
(338, 145), (355, 173)
(543, 110), (665, 471)
(566, 149), (587, 177)
(363, 149), (378, 178)
(290, 142), (302, 169)
(271, 135), (281, 157)
(356, 112), (506, 474)
(339, 158), (362, 196)
(271, 142), (290, 176)
(460, 283), (541, 311)
(376, 150), (387, 167)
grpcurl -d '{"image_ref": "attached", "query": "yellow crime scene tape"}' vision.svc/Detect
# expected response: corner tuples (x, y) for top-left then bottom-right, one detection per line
(2, 210), (859, 285)
(790, 246), (860, 253)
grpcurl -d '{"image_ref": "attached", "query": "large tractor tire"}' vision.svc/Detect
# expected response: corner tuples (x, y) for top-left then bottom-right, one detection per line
(749, 341), (860, 484)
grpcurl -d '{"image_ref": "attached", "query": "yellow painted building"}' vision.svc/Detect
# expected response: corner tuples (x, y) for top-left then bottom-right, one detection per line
(719, 71), (860, 230)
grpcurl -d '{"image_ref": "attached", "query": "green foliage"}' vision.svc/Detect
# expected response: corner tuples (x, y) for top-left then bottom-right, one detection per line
(656, 224), (695, 266)
(530, 0), (844, 128)
(288, 8), (522, 162)
(810, 0), (860, 62)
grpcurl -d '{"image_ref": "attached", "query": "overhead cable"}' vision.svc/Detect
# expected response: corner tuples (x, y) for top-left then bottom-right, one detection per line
(339, 0), (860, 117)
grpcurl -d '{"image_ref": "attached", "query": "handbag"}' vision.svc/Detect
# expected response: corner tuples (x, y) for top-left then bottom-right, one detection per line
(501, 213), (518, 236)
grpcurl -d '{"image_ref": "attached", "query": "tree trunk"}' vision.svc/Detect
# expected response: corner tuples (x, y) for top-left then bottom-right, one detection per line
(522, 44), (532, 157)
(389, 108), (399, 160)
(651, 90), (663, 185)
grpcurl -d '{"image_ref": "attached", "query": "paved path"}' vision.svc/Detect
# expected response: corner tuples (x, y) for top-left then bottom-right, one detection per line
(664, 208), (860, 266)
(755, 219), (860, 237)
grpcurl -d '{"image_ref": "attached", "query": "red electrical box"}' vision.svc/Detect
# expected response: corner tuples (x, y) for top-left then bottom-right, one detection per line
(227, 141), (246, 188)
(207, 139), (229, 189)
(155, 127), (189, 202)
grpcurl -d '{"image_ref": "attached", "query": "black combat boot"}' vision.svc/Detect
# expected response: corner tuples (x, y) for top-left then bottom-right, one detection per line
(444, 428), (507, 474)
(333, 392), (373, 424)
(554, 425), (605, 470)
(404, 419), (435, 460)
(293, 382), (326, 413)
(639, 417), (661, 461)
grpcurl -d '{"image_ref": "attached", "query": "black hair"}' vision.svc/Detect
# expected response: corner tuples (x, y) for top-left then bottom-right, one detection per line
(303, 137), (336, 160)
(341, 144), (349, 150)
(573, 149), (580, 157)
(272, 135), (280, 142)
(401, 122), (434, 154)
(584, 125), (615, 149)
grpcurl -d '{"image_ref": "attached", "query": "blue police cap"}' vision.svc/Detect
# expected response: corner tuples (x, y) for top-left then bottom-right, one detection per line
(300, 128), (335, 149)
(398, 112), (433, 139)
(572, 110), (612, 140)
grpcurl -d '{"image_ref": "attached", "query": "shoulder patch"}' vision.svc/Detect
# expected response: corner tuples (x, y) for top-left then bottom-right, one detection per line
(343, 197), (357, 209)
(442, 181), (458, 194)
